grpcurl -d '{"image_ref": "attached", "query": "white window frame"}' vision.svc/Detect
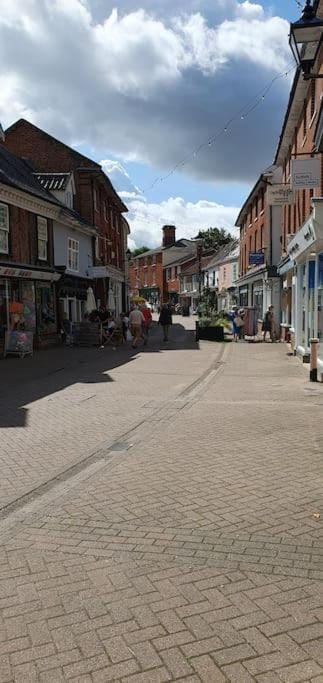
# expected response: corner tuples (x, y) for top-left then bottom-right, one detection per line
(0, 202), (9, 254)
(37, 216), (48, 261)
(67, 237), (79, 272)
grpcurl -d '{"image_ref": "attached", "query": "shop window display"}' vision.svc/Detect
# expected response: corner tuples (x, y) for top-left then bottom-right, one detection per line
(0, 279), (36, 339)
(36, 283), (56, 337)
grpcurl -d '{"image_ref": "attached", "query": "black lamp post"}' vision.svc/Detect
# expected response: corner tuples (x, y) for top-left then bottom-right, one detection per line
(289, 1), (323, 79)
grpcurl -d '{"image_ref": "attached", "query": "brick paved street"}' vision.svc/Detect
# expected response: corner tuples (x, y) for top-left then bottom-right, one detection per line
(1, 321), (323, 681)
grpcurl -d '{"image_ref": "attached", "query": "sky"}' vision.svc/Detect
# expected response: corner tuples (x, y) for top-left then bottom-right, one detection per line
(0, 0), (300, 249)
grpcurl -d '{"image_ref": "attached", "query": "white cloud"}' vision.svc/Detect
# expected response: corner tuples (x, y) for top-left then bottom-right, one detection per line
(0, 0), (291, 183)
(126, 196), (238, 249)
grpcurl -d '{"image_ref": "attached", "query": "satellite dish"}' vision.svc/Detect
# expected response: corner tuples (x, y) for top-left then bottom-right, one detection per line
(0, 124), (5, 142)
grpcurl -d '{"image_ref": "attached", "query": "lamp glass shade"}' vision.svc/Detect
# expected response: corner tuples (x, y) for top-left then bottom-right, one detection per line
(289, 4), (323, 68)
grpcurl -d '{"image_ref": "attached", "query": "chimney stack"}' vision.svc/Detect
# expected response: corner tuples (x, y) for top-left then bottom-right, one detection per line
(162, 225), (176, 248)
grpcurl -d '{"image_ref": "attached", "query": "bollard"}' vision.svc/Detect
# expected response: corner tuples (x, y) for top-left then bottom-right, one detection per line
(310, 338), (319, 382)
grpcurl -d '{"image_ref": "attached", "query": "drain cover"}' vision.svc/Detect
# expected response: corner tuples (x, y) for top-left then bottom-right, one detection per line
(109, 442), (130, 452)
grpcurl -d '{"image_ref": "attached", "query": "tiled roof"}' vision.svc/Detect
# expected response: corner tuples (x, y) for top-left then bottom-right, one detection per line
(35, 173), (71, 191)
(0, 146), (61, 206)
(163, 239), (197, 267)
(206, 240), (239, 269)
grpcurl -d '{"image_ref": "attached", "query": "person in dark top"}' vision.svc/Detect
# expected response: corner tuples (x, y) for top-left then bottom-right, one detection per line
(159, 303), (172, 342)
(262, 305), (275, 342)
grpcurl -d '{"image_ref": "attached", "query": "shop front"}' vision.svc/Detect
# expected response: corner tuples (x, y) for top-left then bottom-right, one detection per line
(0, 265), (61, 354)
(88, 265), (124, 315)
(57, 274), (93, 325)
(286, 200), (323, 374)
(237, 267), (281, 335)
(139, 286), (160, 307)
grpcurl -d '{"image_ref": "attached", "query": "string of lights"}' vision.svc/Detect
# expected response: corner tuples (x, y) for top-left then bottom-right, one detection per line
(139, 63), (296, 196)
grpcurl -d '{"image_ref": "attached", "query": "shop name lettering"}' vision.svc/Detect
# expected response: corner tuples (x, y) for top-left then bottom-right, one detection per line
(0, 268), (32, 277)
(289, 224), (314, 256)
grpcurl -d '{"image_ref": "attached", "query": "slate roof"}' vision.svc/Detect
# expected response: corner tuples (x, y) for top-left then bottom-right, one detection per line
(163, 239), (197, 267)
(0, 146), (61, 206)
(35, 173), (71, 191)
(206, 240), (239, 269)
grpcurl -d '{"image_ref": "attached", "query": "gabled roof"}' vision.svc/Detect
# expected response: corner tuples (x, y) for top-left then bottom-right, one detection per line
(4, 119), (127, 213)
(163, 239), (197, 267)
(206, 240), (239, 269)
(35, 173), (71, 191)
(0, 146), (61, 206)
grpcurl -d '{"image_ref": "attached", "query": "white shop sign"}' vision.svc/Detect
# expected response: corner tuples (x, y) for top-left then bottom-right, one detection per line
(291, 158), (321, 189)
(287, 217), (317, 259)
(0, 266), (60, 281)
(267, 184), (294, 206)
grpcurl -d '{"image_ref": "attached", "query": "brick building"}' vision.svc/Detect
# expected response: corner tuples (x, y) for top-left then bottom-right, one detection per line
(128, 225), (198, 306)
(0, 146), (63, 352)
(275, 0), (323, 369)
(4, 119), (128, 314)
(235, 165), (283, 326)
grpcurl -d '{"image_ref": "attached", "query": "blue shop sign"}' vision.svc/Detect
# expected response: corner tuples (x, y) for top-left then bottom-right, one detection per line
(249, 251), (265, 266)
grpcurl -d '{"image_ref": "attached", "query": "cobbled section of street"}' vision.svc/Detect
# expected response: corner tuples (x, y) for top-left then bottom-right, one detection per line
(1, 325), (323, 681)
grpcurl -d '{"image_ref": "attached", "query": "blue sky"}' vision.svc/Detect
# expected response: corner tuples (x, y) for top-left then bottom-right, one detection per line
(0, 0), (300, 247)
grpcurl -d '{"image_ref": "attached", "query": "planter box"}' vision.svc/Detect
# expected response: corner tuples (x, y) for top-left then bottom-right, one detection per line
(196, 322), (224, 342)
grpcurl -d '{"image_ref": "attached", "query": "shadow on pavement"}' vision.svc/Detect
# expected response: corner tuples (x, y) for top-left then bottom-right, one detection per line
(0, 321), (199, 428)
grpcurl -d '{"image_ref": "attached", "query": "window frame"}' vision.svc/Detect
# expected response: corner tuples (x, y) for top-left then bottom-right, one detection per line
(37, 216), (48, 262)
(0, 202), (9, 254)
(67, 237), (80, 272)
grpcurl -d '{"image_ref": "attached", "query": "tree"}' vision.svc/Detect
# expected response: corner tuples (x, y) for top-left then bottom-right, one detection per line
(196, 227), (232, 252)
(130, 246), (150, 257)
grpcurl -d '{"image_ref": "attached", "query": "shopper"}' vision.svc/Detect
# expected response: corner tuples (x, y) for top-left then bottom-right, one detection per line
(262, 305), (275, 342)
(232, 307), (243, 343)
(141, 303), (153, 345)
(159, 303), (172, 342)
(129, 306), (145, 348)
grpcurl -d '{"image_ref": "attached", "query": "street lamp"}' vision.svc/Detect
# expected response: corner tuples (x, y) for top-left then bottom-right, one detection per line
(289, 1), (323, 79)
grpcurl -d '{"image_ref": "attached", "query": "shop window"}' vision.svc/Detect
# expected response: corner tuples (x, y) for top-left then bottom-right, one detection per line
(0, 203), (9, 254)
(36, 283), (56, 337)
(37, 216), (48, 261)
(67, 238), (79, 272)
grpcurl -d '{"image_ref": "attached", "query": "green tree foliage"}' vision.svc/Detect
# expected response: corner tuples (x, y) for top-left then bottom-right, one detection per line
(196, 227), (232, 252)
(130, 246), (150, 257)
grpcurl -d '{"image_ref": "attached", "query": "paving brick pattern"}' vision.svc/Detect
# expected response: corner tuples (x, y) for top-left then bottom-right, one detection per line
(1, 326), (323, 680)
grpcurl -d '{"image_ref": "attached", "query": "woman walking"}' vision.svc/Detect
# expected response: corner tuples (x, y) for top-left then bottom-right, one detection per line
(159, 303), (172, 342)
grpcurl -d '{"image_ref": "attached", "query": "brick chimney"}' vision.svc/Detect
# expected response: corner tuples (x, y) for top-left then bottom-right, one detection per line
(162, 225), (176, 248)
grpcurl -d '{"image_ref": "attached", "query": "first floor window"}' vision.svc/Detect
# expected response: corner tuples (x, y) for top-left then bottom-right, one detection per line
(0, 203), (9, 254)
(37, 216), (48, 261)
(68, 238), (79, 271)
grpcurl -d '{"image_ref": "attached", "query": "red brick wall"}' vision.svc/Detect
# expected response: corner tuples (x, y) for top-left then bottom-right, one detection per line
(0, 203), (54, 268)
(128, 251), (163, 296)
(280, 75), (323, 253)
(239, 186), (266, 276)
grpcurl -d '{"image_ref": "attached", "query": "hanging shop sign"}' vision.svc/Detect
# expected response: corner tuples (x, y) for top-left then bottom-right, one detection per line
(291, 158), (321, 190)
(267, 184), (294, 206)
(249, 251), (265, 266)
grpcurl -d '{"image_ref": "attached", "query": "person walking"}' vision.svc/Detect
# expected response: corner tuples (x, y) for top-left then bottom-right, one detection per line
(159, 303), (172, 342)
(141, 303), (153, 346)
(262, 305), (275, 342)
(129, 306), (145, 348)
(232, 307), (243, 343)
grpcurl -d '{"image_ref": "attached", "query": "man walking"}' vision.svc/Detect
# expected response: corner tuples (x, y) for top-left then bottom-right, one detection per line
(159, 303), (172, 342)
(129, 306), (145, 348)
